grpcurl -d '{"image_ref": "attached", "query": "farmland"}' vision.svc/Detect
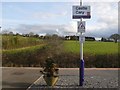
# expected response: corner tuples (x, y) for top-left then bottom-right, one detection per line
(2, 35), (44, 50)
(2, 35), (119, 68)
(64, 41), (118, 55)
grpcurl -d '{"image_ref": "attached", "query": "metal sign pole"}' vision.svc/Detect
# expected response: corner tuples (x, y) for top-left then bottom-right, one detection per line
(79, 0), (84, 86)
(72, 0), (90, 86)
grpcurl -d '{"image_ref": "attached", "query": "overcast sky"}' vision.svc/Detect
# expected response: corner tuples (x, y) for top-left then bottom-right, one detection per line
(1, 0), (119, 37)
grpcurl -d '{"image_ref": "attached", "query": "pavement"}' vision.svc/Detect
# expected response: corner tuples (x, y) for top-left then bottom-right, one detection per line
(2, 67), (119, 90)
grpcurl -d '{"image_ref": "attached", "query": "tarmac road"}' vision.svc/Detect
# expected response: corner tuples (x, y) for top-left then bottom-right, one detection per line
(2, 67), (119, 90)
(2, 67), (41, 90)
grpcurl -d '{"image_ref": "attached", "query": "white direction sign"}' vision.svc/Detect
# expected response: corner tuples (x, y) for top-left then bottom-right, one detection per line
(72, 6), (91, 19)
(77, 21), (85, 33)
(79, 35), (85, 43)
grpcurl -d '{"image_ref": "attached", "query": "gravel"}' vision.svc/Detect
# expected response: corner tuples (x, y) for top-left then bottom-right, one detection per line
(29, 69), (118, 89)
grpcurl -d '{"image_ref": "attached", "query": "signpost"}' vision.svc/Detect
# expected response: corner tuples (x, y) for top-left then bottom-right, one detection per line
(72, 6), (91, 19)
(72, 0), (91, 86)
(77, 21), (85, 33)
(79, 35), (85, 43)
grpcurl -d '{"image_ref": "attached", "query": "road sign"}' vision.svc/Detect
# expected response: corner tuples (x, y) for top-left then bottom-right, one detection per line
(79, 35), (85, 43)
(77, 21), (85, 33)
(72, 6), (91, 19)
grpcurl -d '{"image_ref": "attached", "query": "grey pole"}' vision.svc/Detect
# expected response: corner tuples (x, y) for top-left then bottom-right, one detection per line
(79, 0), (84, 86)
(80, 0), (83, 60)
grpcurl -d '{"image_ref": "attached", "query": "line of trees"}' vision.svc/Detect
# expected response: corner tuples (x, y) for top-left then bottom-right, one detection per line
(2, 30), (120, 43)
(65, 35), (95, 41)
(101, 34), (120, 43)
(65, 34), (120, 43)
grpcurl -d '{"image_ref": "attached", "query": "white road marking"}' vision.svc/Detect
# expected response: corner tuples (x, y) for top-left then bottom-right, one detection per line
(1, 67), (119, 70)
(26, 75), (43, 90)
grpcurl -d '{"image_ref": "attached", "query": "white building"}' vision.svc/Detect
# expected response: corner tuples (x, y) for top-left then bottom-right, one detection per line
(95, 37), (101, 41)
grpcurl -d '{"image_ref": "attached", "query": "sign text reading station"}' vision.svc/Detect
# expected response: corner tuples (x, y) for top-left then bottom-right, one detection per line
(72, 6), (91, 19)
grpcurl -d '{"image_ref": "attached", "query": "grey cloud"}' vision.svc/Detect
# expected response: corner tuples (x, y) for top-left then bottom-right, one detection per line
(15, 24), (73, 35)
(31, 11), (68, 19)
(14, 23), (117, 37)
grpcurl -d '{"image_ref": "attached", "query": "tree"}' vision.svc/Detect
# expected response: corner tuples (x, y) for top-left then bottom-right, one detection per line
(85, 37), (95, 41)
(16, 33), (20, 36)
(109, 34), (120, 43)
(9, 31), (14, 35)
(29, 32), (34, 37)
(34, 34), (39, 38)
(101, 37), (107, 42)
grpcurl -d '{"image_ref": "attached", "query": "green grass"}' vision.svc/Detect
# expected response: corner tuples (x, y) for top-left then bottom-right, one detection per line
(3, 44), (45, 54)
(2, 35), (44, 50)
(64, 41), (118, 55)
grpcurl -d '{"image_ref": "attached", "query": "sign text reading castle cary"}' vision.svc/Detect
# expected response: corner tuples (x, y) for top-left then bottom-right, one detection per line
(72, 6), (91, 19)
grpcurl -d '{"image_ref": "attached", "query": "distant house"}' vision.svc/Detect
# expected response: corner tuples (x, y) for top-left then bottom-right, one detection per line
(108, 38), (114, 42)
(117, 39), (120, 42)
(65, 36), (71, 40)
(95, 37), (101, 41)
(101, 37), (114, 42)
(65, 35), (95, 41)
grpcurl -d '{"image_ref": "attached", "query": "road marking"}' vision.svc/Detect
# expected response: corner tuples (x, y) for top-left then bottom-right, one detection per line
(1, 67), (42, 69)
(59, 68), (119, 70)
(2, 67), (120, 70)
(26, 75), (43, 90)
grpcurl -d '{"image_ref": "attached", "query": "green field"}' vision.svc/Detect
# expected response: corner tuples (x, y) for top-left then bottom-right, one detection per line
(2, 35), (118, 55)
(64, 41), (118, 55)
(2, 44), (45, 54)
(2, 36), (119, 67)
(2, 35), (44, 50)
